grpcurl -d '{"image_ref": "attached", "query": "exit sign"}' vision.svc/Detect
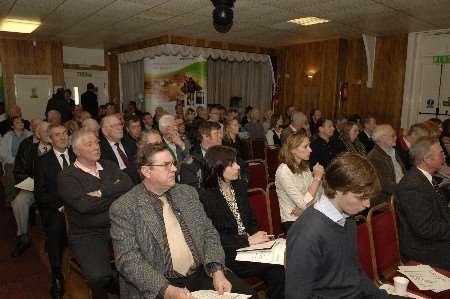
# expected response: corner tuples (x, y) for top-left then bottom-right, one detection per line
(77, 71), (92, 77)
(433, 55), (450, 64)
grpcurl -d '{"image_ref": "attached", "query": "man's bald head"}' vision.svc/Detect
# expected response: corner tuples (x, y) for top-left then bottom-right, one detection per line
(36, 121), (50, 144)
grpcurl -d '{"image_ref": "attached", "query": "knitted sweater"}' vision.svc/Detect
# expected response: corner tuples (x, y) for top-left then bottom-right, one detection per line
(286, 207), (389, 299)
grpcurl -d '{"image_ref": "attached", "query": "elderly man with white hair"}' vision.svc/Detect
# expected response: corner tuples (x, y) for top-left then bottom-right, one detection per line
(367, 124), (406, 206)
(281, 111), (309, 143)
(82, 118), (100, 137)
(158, 114), (189, 166)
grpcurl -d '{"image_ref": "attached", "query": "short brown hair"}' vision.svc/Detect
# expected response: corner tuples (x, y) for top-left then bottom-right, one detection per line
(137, 143), (170, 169)
(409, 136), (439, 166)
(279, 130), (310, 174)
(323, 152), (381, 200)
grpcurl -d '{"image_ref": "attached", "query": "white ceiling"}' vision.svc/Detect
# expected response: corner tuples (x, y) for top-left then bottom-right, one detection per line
(1, 0), (449, 50)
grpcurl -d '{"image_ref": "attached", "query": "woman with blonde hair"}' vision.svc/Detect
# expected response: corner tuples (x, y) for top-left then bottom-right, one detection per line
(275, 130), (324, 232)
(340, 121), (366, 155)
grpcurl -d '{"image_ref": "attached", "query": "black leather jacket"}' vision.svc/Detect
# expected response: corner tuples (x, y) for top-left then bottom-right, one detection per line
(13, 136), (39, 183)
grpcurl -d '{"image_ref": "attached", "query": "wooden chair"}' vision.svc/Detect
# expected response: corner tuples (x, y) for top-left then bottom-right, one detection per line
(246, 159), (268, 190)
(251, 138), (266, 160)
(266, 182), (283, 235)
(247, 188), (272, 235)
(265, 146), (280, 181)
(354, 215), (377, 282)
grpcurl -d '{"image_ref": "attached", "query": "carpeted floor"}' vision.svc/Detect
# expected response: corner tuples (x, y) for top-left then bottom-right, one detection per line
(0, 200), (52, 299)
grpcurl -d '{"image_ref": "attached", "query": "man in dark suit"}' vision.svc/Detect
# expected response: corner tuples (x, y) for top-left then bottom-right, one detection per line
(358, 116), (376, 153)
(35, 124), (75, 299)
(396, 123), (431, 171)
(367, 124), (405, 206)
(58, 129), (132, 299)
(99, 114), (139, 184)
(11, 120), (51, 257)
(281, 111), (308, 143)
(395, 136), (450, 271)
(110, 144), (254, 299)
(81, 83), (99, 119)
(123, 115), (142, 154)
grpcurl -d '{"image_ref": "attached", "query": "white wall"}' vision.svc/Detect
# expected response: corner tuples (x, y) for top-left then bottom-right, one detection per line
(401, 29), (450, 129)
(63, 46), (105, 66)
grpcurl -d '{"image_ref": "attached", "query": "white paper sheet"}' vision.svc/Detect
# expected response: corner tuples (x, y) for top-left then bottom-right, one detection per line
(398, 265), (450, 292)
(190, 290), (252, 299)
(379, 284), (427, 299)
(236, 240), (276, 252)
(235, 238), (285, 265)
(15, 177), (34, 192)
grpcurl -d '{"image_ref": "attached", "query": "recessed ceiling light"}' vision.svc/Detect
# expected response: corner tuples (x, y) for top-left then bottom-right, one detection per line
(288, 17), (329, 26)
(0, 19), (41, 33)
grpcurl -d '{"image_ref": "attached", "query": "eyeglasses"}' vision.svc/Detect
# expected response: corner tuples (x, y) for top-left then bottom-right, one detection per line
(147, 160), (177, 169)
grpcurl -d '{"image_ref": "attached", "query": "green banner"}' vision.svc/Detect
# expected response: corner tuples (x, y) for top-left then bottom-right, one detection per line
(433, 55), (450, 64)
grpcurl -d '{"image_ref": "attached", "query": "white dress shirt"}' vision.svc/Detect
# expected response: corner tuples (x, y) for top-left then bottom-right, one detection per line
(107, 139), (127, 170)
(53, 148), (70, 169)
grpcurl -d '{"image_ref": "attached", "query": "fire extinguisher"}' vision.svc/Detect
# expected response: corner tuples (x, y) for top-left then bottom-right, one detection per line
(340, 82), (348, 101)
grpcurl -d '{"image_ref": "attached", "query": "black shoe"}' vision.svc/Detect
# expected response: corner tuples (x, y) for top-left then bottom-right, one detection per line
(11, 240), (31, 257)
(50, 276), (64, 299)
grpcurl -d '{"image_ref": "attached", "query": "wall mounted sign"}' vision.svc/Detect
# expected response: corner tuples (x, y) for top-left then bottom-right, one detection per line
(77, 71), (92, 77)
(433, 55), (450, 64)
(426, 98), (434, 108)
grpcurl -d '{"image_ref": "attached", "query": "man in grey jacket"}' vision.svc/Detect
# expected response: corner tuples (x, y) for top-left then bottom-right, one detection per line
(110, 143), (254, 299)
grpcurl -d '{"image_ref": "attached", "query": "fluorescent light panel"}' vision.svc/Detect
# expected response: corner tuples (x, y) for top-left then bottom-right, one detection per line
(288, 17), (329, 26)
(0, 19), (41, 33)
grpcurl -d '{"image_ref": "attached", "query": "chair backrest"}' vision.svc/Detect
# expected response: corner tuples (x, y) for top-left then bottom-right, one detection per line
(266, 182), (283, 235)
(240, 139), (253, 161)
(251, 138), (266, 160)
(354, 215), (376, 281)
(247, 188), (272, 233)
(367, 200), (401, 284)
(266, 146), (280, 180)
(246, 159), (268, 190)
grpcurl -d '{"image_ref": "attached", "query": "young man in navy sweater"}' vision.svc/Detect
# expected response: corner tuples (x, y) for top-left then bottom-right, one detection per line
(286, 152), (406, 299)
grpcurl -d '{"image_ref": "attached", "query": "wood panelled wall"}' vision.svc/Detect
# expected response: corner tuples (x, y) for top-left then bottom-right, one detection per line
(277, 35), (408, 130)
(0, 38), (64, 109)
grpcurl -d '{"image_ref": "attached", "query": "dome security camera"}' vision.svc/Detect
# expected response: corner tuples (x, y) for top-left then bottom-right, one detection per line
(211, 0), (235, 33)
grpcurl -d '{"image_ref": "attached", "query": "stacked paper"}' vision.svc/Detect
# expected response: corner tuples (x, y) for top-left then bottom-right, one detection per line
(398, 264), (450, 293)
(191, 290), (252, 299)
(235, 238), (286, 265)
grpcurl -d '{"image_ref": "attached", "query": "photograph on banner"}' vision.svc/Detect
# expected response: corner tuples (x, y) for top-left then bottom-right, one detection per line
(144, 56), (207, 114)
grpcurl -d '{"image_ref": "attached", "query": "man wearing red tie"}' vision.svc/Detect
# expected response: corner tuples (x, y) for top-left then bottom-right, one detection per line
(99, 114), (139, 184)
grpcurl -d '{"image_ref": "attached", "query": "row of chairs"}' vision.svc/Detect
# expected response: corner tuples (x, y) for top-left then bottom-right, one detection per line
(356, 198), (450, 299)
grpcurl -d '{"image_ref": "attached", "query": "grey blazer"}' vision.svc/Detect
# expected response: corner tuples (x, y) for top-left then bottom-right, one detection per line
(110, 183), (225, 299)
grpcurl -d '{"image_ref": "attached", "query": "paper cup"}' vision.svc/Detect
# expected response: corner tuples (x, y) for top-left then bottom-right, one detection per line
(393, 276), (409, 296)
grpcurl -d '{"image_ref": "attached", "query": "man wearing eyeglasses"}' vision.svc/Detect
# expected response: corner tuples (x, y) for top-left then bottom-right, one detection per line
(110, 143), (255, 299)
(58, 129), (133, 299)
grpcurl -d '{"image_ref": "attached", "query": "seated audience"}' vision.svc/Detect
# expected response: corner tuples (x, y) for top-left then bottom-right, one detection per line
(367, 124), (405, 206)
(275, 131), (324, 232)
(0, 116), (32, 202)
(180, 121), (222, 190)
(110, 144), (255, 299)
(10, 120), (49, 257)
(64, 119), (80, 136)
(35, 124), (75, 299)
(397, 123), (431, 170)
(195, 106), (208, 121)
(440, 118), (450, 165)
(240, 106), (253, 127)
(286, 152), (394, 299)
(82, 118), (100, 137)
(222, 117), (244, 155)
(395, 137), (450, 271)
(309, 108), (321, 136)
(209, 106), (224, 132)
(47, 110), (62, 125)
(340, 121), (366, 155)
(265, 113), (283, 146)
(99, 114), (139, 184)
(58, 129), (132, 299)
(124, 115), (142, 154)
(46, 88), (72, 123)
(0, 104), (31, 136)
(309, 118), (344, 168)
(281, 111), (308, 143)
(159, 114), (189, 166)
(358, 116), (376, 153)
(244, 108), (265, 139)
(125, 100), (142, 119)
(262, 110), (273, 132)
(200, 145), (284, 299)
(137, 129), (162, 150)
(142, 112), (153, 130)
(283, 105), (296, 128)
